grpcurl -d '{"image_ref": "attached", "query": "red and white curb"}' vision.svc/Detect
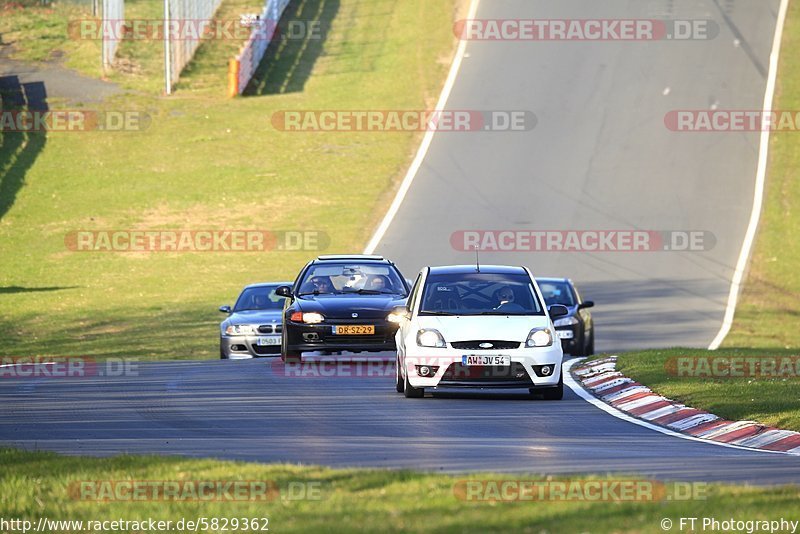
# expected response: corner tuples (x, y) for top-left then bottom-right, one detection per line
(566, 357), (800, 456)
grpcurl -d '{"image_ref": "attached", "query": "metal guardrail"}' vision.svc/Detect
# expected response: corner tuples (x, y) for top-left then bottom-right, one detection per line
(166, 0), (224, 91)
(228, 0), (291, 96)
(101, 0), (124, 71)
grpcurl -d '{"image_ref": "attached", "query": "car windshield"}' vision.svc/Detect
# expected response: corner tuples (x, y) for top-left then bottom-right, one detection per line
(233, 286), (285, 311)
(419, 272), (544, 316)
(298, 263), (407, 296)
(537, 281), (576, 307)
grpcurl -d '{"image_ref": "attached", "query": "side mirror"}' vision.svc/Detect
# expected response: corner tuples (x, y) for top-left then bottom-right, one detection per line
(388, 305), (410, 323)
(579, 300), (594, 310)
(548, 304), (569, 318)
(275, 285), (293, 298)
(219, 305), (232, 314)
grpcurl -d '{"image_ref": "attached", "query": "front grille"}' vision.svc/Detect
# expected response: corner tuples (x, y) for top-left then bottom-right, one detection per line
(320, 334), (391, 345)
(440, 362), (532, 384)
(258, 324), (280, 334)
(252, 344), (280, 355)
(450, 340), (521, 350)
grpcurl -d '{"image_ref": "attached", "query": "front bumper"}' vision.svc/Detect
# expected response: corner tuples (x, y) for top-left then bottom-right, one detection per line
(221, 334), (282, 358)
(555, 325), (580, 354)
(403, 344), (563, 389)
(285, 320), (398, 353)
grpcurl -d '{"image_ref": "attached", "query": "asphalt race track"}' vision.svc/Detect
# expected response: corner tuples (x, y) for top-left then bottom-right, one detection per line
(1, 357), (800, 483)
(3, 0), (799, 483)
(375, 0), (780, 352)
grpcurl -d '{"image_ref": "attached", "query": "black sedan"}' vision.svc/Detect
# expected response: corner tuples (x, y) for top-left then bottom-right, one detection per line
(275, 255), (409, 362)
(536, 277), (595, 356)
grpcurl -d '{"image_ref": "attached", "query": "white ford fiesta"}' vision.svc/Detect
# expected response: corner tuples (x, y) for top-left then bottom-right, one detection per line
(390, 265), (568, 399)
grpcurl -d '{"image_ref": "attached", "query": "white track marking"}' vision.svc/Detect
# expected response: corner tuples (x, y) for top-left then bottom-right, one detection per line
(709, 0), (791, 350)
(563, 358), (796, 455)
(363, 0), (482, 254)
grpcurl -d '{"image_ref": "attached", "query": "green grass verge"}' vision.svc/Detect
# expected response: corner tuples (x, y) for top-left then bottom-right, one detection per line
(2, 448), (799, 533)
(723, 0), (800, 349)
(614, 348), (800, 431)
(0, 0), (458, 360)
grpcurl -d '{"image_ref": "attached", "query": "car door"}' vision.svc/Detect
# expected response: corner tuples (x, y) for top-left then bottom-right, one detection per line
(398, 271), (424, 356)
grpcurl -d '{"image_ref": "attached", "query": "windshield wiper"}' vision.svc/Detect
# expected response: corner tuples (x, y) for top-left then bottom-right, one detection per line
(477, 311), (528, 315)
(343, 289), (401, 295)
(419, 311), (458, 316)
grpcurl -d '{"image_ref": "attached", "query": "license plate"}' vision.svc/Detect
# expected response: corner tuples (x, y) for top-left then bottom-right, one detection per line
(461, 355), (511, 366)
(257, 336), (280, 346)
(556, 330), (574, 339)
(332, 325), (375, 335)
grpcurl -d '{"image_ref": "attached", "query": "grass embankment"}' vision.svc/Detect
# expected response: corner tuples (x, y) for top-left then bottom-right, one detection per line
(2, 448), (799, 533)
(614, 348), (800, 431)
(0, 0), (458, 360)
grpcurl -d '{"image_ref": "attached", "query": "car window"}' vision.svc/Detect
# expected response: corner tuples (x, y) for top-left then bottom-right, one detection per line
(537, 281), (576, 307)
(298, 263), (407, 295)
(419, 272), (544, 316)
(234, 287), (284, 311)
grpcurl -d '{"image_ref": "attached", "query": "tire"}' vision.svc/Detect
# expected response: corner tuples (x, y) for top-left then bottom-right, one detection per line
(540, 372), (564, 400)
(586, 331), (595, 356)
(395, 355), (404, 393)
(573, 330), (587, 357)
(220, 347), (228, 360)
(404, 369), (424, 398)
(281, 333), (302, 363)
(281, 350), (302, 363)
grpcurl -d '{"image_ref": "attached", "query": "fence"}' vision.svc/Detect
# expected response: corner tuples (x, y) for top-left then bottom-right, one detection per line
(101, 0), (124, 71)
(227, 0), (291, 96)
(166, 0), (224, 91)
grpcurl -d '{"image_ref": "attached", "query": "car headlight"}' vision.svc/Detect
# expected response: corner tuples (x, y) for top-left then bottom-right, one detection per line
(553, 316), (579, 327)
(225, 324), (256, 336)
(417, 329), (446, 348)
(526, 327), (553, 347)
(302, 312), (325, 324)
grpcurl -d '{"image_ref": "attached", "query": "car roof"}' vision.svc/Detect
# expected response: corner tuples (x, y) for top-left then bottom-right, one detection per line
(427, 264), (528, 275)
(312, 254), (390, 264)
(243, 282), (292, 289)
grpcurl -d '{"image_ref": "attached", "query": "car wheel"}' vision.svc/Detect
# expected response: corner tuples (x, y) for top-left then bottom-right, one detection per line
(539, 372), (564, 400)
(404, 369), (424, 398)
(220, 346), (228, 360)
(280, 334), (302, 363)
(395, 355), (404, 393)
(586, 331), (595, 356)
(281, 350), (302, 364)
(573, 331), (587, 357)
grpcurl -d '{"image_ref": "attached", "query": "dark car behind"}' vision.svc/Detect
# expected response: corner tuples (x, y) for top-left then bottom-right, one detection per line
(536, 277), (594, 356)
(276, 255), (409, 362)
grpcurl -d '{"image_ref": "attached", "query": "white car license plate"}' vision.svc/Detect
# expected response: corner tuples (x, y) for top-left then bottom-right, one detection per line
(462, 355), (511, 366)
(257, 336), (280, 346)
(556, 330), (574, 339)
